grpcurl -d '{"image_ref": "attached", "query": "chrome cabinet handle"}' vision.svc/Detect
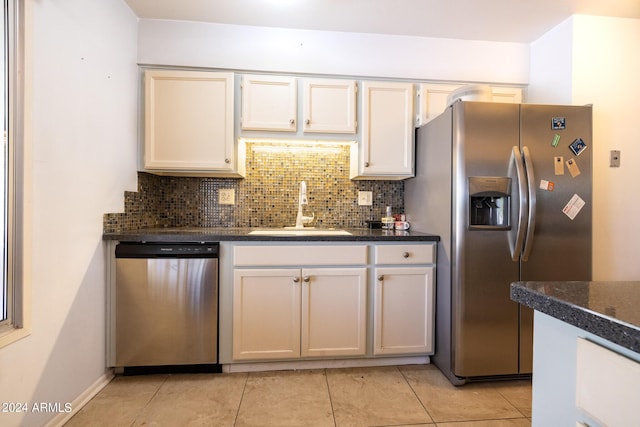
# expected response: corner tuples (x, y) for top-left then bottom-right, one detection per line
(302, 276), (310, 283)
(402, 252), (410, 258)
(292, 277), (300, 283)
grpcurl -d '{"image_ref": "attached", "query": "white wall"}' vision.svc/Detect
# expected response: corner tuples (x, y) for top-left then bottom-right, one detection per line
(573, 16), (640, 280)
(0, 0), (139, 425)
(528, 19), (574, 104)
(529, 16), (640, 280)
(138, 19), (530, 84)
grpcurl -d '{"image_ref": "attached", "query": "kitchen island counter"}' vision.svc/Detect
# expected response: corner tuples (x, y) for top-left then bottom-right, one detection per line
(511, 281), (640, 426)
(103, 227), (440, 243)
(511, 281), (640, 353)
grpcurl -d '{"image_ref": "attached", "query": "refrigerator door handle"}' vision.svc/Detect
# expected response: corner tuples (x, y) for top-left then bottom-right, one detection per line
(509, 146), (527, 261)
(522, 146), (537, 262)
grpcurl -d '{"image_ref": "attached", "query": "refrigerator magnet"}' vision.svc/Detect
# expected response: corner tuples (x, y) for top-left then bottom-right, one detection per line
(562, 194), (586, 220)
(569, 138), (587, 156)
(566, 158), (581, 177)
(539, 179), (555, 191)
(551, 134), (561, 147)
(554, 156), (565, 175)
(552, 117), (566, 130)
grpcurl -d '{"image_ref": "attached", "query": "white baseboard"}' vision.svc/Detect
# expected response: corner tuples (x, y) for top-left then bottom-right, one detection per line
(46, 369), (115, 427)
(222, 356), (430, 373)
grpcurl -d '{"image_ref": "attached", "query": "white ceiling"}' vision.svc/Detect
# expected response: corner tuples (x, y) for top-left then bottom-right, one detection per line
(123, 0), (640, 43)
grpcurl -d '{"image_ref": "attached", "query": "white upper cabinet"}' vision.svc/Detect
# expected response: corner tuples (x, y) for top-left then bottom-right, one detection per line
(415, 83), (524, 126)
(351, 81), (414, 180)
(241, 75), (297, 132)
(143, 69), (238, 176)
(302, 79), (357, 134)
(491, 86), (523, 104)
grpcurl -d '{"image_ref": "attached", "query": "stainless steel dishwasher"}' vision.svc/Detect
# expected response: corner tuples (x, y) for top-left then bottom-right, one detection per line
(115, 242), (219, 372)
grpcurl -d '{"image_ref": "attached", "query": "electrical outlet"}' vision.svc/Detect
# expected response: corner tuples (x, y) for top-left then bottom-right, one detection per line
(219, 189), (235, 205)
(358, 191), (373, 206)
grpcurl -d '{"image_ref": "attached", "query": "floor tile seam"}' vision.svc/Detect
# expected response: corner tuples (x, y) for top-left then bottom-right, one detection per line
(490, 383), (529, 418)
(129, 374), (171, 426)
(321, 368), (338, 427)
(433, 415), (530, 424)
(397, 365), (436, 423)
(232, 371), (251, 427)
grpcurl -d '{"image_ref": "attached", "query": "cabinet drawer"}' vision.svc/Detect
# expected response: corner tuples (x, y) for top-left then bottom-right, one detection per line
(234, 245), (368, 266)
(374, 244), (435, 265)
(576, 338), (640, 426)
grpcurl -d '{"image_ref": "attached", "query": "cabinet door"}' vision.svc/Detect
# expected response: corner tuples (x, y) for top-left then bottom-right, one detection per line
(144, 70), (235, 171)
(301, 268), (367, 357)
(415, 83), (461, 127)
(576, 338), (640, 426)
(373, 266), (434, 355)
(491, 86), (523, 104)
(302, 79), (357, 133)
(241, 75), (297, 131)
(416, 83), (524, 126)
(233, 268), (301, 360)
(353, 81), (414, 179)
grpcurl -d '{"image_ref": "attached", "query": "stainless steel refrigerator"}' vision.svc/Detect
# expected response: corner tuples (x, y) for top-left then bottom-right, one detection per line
(405, 101), (592, 385)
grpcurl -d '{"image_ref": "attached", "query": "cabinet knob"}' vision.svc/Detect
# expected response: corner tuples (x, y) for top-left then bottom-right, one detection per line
(292, 277), (300, 283)
(290, 119), (295, 125)
(224, 158), (231, 164)
(377, 275), (384, 281)
(364, 162), (370, 168)
(402, 252), (410, 258)
(305, 119), (310, 125)
(302, 276), (310, 283)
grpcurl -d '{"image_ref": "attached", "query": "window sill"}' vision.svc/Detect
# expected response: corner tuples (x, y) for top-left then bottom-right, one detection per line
(0, 325), (31, 348)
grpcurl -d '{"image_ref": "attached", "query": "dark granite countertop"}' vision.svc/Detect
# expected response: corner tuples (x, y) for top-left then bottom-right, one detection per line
(103, 227), (440, 243)
(511, 281), (640, 353)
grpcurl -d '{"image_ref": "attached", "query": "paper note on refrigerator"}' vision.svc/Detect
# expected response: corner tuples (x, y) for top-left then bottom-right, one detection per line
(539, 180), (555, 191)
(562, 194), (585, 220)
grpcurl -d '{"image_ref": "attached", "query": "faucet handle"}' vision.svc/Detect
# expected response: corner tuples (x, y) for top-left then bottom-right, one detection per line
(301, 212), (315, 224)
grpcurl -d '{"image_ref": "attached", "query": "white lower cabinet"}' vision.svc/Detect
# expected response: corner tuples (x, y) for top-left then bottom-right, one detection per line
(301, 268), (367, 358)
(230, 243), (435, 363)
(373, 244), (436, 355)
(233, 268), (301, 360)
(233, 267), (367, 360)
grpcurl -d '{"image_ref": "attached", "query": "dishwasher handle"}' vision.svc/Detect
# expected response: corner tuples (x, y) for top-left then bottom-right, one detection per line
(115, 242), (219, 258)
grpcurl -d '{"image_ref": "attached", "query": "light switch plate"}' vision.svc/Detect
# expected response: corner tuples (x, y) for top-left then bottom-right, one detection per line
(358, 191), (373, 206)
(219, 189), (235, 205)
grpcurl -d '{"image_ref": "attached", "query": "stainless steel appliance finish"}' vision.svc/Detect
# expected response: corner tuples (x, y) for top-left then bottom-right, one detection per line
(405, 101), (592, 385)
(115, 243), (219, 368)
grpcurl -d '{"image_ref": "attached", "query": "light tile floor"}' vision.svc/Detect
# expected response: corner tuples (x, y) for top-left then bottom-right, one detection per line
(65, 364), (531, 426)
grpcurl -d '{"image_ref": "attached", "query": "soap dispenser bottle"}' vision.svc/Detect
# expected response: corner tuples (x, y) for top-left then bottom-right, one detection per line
(382, 206), (394, 229)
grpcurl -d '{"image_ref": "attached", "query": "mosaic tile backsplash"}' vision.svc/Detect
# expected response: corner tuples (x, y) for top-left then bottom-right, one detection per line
(104, 142), (405, 232)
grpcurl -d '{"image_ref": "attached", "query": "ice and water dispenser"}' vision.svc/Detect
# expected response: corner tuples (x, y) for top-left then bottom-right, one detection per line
(468, 177), (511, 230)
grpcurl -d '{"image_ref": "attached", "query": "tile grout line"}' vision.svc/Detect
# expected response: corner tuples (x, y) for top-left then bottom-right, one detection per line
(129, 374), (171, 427)
(232, 372), (250, 427)
(323, 368), (338, 427)
(490, 382), (530, 419)
(397, 366), (437, 424)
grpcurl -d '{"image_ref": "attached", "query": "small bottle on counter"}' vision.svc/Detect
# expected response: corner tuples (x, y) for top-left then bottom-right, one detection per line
(382, 206), (394, 229)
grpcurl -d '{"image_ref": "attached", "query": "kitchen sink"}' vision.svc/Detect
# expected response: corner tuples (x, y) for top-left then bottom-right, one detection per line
(248, 228), (352, 236)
